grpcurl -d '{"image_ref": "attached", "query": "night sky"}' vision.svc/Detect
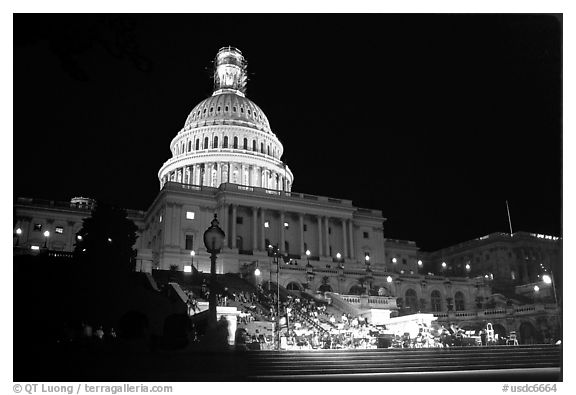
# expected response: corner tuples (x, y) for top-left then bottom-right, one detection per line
(13, 14), (562, 251)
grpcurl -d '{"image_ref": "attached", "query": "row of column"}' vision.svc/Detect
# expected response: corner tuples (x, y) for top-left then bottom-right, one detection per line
(161, 162), (291, 191)
(218, 203), (355, 259)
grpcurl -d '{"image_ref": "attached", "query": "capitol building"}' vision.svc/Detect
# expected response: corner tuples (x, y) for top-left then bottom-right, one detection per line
(14, 47), (561, 341)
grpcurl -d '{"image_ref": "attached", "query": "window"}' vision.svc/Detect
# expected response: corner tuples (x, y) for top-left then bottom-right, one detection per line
(195, 139), (199, 150)
(159, 215), (163, 223)
(210, 107), (213, 113)
(240, 107), (244, 113)
(233, 106), (237, 112)
(55, 226), (64, 234)
(223, 136), (228, 148)
(284, 222), (289, 228)
(186, 211), (195, 220)
(329, 246), (332, 256)
(402, 258), (407, 265)
(248, 109), (251, 115)
(405, 289), (418, 311)
(363, 232), (369, 239)
(328, 227), (331, 235)
(217, 106), (221, 112)
(236, 217), (243, 225)
(264, 221), (269, 228)
(303, 224), (307, 232)
(204, 137), (209, 149)
(33, 224), (42, 232)
(233, 137), (238, 149)
(213, 136), (218, 148)
(225, 106), (229, 111)
(261, 142), (264, 153)
(252, 140), (256, 151)
(188, 141), (192, 151)
(454, 292), (465, 311)
(243, 138), (248, 150)
(511, 271), (516, 280)
(267, 146), (270, 155)
(431, 290), (442, 312)
(185, 235), (194, 250)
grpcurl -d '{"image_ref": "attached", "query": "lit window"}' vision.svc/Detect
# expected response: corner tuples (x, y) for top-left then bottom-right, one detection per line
(264, 221), (269, 228)
(511, 271), (516, 280)
(55, 226), (64, 234)
(284, 222), (289, 228)
(184, 265), (192, 273)
(159, 215), (163, 223)
(186, 211), (195, 220)
(30, 245), (40, 251)
(33, 224), (42, 232)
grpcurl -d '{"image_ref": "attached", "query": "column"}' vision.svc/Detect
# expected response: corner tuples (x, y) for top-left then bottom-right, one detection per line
(342, 219), (348, 258)
(348, 219), (355, 259)
(260, 209), (266, 250)
(164, 204), (172, 245)
(252, 207), (258, 251)
(299, 214), (305, 254)
(231, 204), (237, 249)
(280, 211), (285, 253)
(221, 204), (229, 248)
(324, 217), (330, 257)
(317, 216), (323, 257)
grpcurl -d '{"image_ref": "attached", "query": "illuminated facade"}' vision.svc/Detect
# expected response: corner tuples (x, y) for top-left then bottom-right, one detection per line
(13, 47), (560, 342)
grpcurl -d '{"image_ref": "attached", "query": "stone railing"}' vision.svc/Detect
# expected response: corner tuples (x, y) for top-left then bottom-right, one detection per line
(433, 303), (558, 321)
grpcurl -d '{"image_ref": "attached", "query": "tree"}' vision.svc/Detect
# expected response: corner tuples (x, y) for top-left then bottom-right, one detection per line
(74, 202), (138, 273)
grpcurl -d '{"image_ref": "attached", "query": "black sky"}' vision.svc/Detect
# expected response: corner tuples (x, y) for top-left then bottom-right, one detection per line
(13, 14), (562, 251)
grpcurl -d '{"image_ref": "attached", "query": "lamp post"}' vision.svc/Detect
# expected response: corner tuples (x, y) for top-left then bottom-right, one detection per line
(267, 244), (282, 350)
(542, 273), (558, 305)
(43, 230), (50, 248)
(190, 250), (196, 271)
(15, 228), (22, 246)
(203, 214), (225, 328)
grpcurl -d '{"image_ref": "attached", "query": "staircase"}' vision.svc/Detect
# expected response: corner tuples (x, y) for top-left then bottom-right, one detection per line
(243, 344), (561, 381)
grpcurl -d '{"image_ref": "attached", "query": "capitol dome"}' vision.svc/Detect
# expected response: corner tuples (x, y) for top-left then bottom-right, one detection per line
(184, 93), (272, 134)
(158, 47), (293, 192)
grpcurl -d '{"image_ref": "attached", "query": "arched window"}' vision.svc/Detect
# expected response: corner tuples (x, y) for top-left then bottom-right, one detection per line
(252, 140), (257, 151)
(223, 136), (228, 148)
(240, 107), (244, 113)
(261, 142), (264, 153)
(243, 138), (248, 150)
(195, 139), (200, 150)
(405, 289), (418, 311)
(225, 106), (229, 111)
(233, 106), (237, 112)
(318, 284), (333, 293)
(213, 136), (218, 148)
(431, 290), (442, 312)
(188, 141), (192, 152)
(349, 285), (364, 295)
(454, 291), (466, 311)
(287, 282), (301, 291)
(233, 136), (238, 149)
(267, 145), (270, 155)
(204, 137), (209, 149)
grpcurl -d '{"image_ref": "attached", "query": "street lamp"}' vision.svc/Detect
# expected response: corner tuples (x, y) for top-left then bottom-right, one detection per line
(43, 230), (50, 248)
(190, 250), (196, 271)
(15, 228), (22, 246)
(267, 244), (282, 350)
(203, 214), (225, 328)
(542, 273), (558, 305)
(336, 252), (344, 269)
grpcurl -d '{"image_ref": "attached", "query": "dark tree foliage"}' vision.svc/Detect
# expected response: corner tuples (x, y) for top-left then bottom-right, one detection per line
(74, 202), (138, 272)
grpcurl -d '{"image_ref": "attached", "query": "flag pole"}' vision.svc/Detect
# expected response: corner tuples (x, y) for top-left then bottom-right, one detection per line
(506, 200), (513, 236)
